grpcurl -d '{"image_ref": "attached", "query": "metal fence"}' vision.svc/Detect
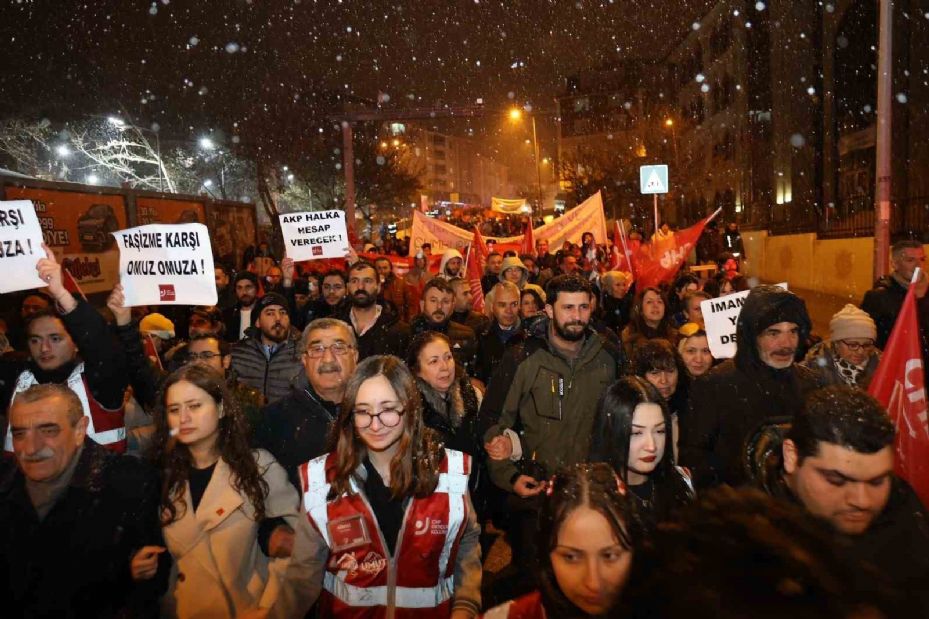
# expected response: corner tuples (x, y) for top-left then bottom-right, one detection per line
(755, 197), (929, 242)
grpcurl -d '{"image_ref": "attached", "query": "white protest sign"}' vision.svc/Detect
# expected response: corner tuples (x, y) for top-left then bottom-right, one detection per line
(279, 210), (349, 260)
(0, 200), (48, 293)
(702, 282), (788, 358)
(112, 223), (217, 306)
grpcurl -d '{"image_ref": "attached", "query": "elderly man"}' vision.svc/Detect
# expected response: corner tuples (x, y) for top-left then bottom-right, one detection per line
(474, 281), (525, 385)
(861, 239), (929, 349)
(0, 384), (165, 617)
(681, 285), (824, 488)
(252, 318), (359, 490)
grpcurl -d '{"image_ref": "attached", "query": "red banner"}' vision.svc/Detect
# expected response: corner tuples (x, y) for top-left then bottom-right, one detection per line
(868, 278), (929, 506)
(632, 216), (710, 289)
(466, 227), (488, 312)
(520, 218), (535, 257)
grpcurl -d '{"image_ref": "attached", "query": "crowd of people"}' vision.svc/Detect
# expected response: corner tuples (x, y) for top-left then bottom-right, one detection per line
(0, 229), (927, 618)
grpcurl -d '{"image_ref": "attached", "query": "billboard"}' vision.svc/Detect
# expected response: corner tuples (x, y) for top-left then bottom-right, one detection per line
(206, 201), (257, 269)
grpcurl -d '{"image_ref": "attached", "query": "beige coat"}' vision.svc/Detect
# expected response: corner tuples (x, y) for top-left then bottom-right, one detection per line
(161, 449), (299, 618)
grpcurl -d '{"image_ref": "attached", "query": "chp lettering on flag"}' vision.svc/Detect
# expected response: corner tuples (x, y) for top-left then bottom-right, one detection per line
(632, 209), (720, 289)
(867, 268), (929, 507)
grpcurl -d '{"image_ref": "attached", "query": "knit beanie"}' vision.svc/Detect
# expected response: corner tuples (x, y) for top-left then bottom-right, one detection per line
(139, 313), (175, 340)
(830, 304), (877, 342)
(233, 271), (259, 287)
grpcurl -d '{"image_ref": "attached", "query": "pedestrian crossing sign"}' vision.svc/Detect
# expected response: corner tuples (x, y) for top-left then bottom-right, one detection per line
(639, 164), (669, 194)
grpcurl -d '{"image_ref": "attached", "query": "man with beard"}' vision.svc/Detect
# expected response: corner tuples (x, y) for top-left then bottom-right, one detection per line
(214, 263), (237, 311)
(449, 277), (490, 335)
(335, 261), (410, 360)
(480, 275), (624, 577)
(410, 278), (477, 373)
(474, 281), (525, 385)
(1, 248), (128, 454)
(222, 271), (260, 342)
(252, 318), (359, 490)
(681, 285), (824, 488)
(756, 386), (929, 614)
(438, 248), (464, 280)
(0, 384), (166, 617)
(374, 256), (413, 321)
(481, 252), (504, 294)
(230, 292), (303, 404)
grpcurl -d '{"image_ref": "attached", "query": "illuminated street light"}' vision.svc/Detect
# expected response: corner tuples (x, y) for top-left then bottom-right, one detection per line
(203, 179), (213, 187)
(508, 108), (523, 121)
(107, 116), (126, 128)
(287, 173), (295, 181)
(86, 174), (99, 185)
(665, 118), (674, 127)
(392, 138), (401, 147)
(199, 136), (215, 150)
(380, 141), (388, 149)
(55, 144), (70, 157)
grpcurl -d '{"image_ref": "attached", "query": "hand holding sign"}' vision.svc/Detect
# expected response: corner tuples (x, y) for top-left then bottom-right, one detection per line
(279, 210), (349, 261)
(112, 223), (217, 306)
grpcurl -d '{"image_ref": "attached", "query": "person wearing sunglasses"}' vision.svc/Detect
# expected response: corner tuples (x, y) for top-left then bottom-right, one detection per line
(801, 304), (881, 389)
(271, 355), (482, 618)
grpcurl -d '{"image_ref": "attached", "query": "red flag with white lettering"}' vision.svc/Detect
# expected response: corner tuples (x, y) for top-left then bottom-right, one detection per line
(632, 216), (711, 289)
(868, 275), (929, 506)
(466, 227), (487, 312)
(520, 218), (535, 257)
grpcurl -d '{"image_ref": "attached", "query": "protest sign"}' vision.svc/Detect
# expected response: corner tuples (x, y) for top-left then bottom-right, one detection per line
(702, 282), (788, 358)
(112, 223), (217, 306)
(0, 200), (48, 293)
(279, 210), (349, 260)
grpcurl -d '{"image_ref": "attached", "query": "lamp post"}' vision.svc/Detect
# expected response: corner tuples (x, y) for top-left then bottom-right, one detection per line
(509, 107), (544, 219)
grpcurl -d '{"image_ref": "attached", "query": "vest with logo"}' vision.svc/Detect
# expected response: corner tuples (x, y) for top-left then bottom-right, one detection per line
(4, 363), (127, 454)
(480, 591), (546, 619)
(299, 448), (471, 618)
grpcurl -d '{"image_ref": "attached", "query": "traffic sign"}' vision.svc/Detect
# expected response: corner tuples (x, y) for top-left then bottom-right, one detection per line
(639, 164), (669, 194)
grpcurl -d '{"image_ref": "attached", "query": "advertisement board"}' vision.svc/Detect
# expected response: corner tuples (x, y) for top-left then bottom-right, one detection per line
(136, 197), (206, 225)
(206, 201), (257, 269)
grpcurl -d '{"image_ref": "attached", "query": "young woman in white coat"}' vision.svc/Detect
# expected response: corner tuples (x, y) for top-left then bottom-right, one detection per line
(131, 364), (299, 618)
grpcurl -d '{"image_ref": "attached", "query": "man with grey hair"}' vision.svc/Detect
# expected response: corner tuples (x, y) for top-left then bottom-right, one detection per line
(252, 318), (360, 490)
(0, 383), (166, 616)
(861, 239), (929, 350)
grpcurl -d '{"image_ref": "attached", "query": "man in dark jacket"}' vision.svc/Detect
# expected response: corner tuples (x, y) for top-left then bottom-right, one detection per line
(449, 277), (491, 335)
(335, 261), (411, 359)
(374, 257), (413, 321)
(0, 384), (166, 617)
(481, 252), (503, 295)
(757, 386), (929, 614)
(474, 281), (525, 385)
(230, 292), (303, 404)
(680, 285), (824, 488)
(410, 278), (477, 373)
(222, 270), (261, 342)
(253, 318), (358, 490)
(860, 239), (929, 350)
(722, 222), (746, 261)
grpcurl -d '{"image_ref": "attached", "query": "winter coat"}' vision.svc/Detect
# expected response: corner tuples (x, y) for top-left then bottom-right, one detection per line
(410, 315), (478, 374)
(334, 305), (412, 360)
(231, 334), (304, 404)
(861, 274), (929, 351)
(723, 229), (746, 258)
(696, 227), (724, 264)
(474, 322), (527, 386)
(480, 591), (546, 618)
(161, 449), (299, 619)
(222, 303), (255, 342)
(602, 293), (633, 334)
(680, 286), (824, 488)
(481, 318), (625, 491)
(0, 440), (167, 618)
(439, 248), (464, 280)
(252, 384), (339, 491)
(761, 461), (929, 615)
(800, 340), (881, 390)
(417, 375), (482, 459)
(452, 309), (491, 337)
(380, 273), (415, 322)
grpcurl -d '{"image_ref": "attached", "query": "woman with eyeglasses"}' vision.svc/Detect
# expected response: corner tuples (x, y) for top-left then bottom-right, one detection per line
(801, 304), (881, 389)
(480, 463), (641, 619)
(270, 355), (482, 618)
(589, 377), (694, 529)
(677, 322), (714, 378)
(132, 364), (299, 618)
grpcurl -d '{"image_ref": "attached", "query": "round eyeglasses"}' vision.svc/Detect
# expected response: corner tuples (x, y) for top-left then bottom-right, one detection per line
(353, 407), (404, 429)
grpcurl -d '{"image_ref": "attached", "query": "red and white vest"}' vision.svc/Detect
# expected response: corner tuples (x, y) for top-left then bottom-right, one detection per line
(480, 591), (546, 619)
(4, 363), (127, 454)
(298, 449), (471, 618)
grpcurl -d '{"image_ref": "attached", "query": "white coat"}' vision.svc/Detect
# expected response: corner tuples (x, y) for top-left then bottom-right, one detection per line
(161, 449), (299, 618)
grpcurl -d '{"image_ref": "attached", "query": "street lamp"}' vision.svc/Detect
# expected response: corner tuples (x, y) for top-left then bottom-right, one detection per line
(509, 106), (544, 218)
(55, 144), (70, 157)
(199, 136), (215, 150)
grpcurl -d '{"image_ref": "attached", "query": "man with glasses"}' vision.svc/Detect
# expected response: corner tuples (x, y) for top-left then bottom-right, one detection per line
(253, 318), (359, 490)
(801, 304), (881, 389)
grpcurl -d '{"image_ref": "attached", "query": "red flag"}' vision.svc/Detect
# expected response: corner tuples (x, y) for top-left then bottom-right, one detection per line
(520, 218), (535, 257)
(868, 276), (929, 506)
(632, 213), (716, 289)
(466, 227), (488, 312)
(61, 268), (87, 302)
(610, 219), (634, 273)
(142, 333), (164, 370)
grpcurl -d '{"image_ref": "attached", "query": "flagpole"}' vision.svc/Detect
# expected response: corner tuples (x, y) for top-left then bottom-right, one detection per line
(653, 194), (659, 234)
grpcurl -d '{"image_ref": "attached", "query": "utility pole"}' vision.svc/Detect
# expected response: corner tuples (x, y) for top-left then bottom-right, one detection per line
(531, 114), (543, 220)
(341, 121), (356, 238)
(873, 0), (893, 279)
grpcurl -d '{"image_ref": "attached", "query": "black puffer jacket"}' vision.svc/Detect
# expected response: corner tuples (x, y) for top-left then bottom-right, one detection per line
(680, 286), (824, 488)
(861, 274), (929, 352)
(334, 305), (411, 360)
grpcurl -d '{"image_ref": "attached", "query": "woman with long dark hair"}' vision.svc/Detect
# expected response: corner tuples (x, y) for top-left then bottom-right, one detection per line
(589, 377), (694, 528)
(620, 287), (678, 360)
(631, 338), (690, 460)
(480, 463), (641, 618)
(132, 364), (299, 618)
(271, 355), (482, 618)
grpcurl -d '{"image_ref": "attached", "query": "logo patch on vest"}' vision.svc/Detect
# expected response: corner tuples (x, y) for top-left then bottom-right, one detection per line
(359, 551), (387, 576)
(414, 517), (447, 536)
